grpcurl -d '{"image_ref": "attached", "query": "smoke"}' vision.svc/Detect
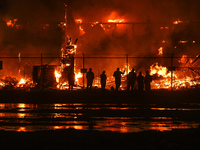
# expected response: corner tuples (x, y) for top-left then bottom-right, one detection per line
(0, 0), (200, 78)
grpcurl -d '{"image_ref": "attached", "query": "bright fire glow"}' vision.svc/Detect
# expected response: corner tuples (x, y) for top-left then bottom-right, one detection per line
(55, 71), (61, 83)
(79, 25), (85, 36)
(75, 72), (82, 82)
(75, 19), (83, 24)
(178, 55), (188, 64)
(173, 19), (183, 24)
(108, 19), (124, 23)
(150, 62), (199, 90)
(179, 40), (188, 44)
(158, 47), (163, 56)
(18, 78), (26, 85)
(150, 63), (170, 77)
(6, 19), (18, 27)
(162, 40), (166, 43)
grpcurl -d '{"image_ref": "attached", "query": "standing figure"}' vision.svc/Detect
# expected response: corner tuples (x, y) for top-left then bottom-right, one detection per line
(113, 68), (125, 91)
(100, 71), (107, 90)
(86, 68), (94, 89)
(137, 71), (144, 92)
(127, 68), (137, 91)
(144, 70), (152, 92)
(68, 70), (75, 90)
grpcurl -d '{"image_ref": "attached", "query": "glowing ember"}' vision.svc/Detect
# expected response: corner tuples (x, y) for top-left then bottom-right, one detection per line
(150, 62), (200, 90)
(108, 19), (125, 23)
(0, 81), (5, 87)
(55, 71), (61, 83)
(178, 55), (188, 64)
(161, 40), (166, 43)
(150, 63), (170, 77)
(173, 19), (183, 24)
(6, 19), (18, 27)
(158, 47), (163, 56)
(18, 78), (26, 85)
(179, 40), (188, 44)
(75, 19), (83, 24)
(75, 72), (82, 82)
(79, 26), (85, 36)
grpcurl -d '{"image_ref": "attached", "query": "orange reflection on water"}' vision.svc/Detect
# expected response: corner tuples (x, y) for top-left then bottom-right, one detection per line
(18, 103), (26, 111)
(151, 108), (200, 111)
(119, 122), (128, 133)
(73, 125), (83, 130)
(17, 127), (27, 132)
(17, 113), (26, 118)
(0, 113), (5, 117)
(151, 117), (171, 120)
(53, 103), (83, 110)
(149, 122), (190, 131)
(0, 104), (5, 109)
(54, 126), (64, 130)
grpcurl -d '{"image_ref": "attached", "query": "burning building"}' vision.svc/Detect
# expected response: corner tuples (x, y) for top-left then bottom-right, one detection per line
(1, 1), (200, 90)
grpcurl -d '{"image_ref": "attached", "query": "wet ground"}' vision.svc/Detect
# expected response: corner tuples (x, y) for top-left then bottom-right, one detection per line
(0, 102), (200, 132)
(0, 89), (200, 149)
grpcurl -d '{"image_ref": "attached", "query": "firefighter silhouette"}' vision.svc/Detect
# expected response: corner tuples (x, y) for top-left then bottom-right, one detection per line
(68, 69), (75, 90)
(113, 68), (125, 91)
(137, 71), (144, 92)
(100, 71), (107, 90)
(144, 70), (152, 92)
(86, 68), (94, 89)
(127, 68), (137, 91)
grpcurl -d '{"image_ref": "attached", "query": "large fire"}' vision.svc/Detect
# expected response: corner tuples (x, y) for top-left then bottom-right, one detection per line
(108, 19), (125, 23)
(1, 15), (200, 91)
(150, 62), (200, 90)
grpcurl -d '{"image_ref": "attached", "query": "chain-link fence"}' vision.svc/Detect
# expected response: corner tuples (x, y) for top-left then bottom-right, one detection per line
(0, 53), (200, 90)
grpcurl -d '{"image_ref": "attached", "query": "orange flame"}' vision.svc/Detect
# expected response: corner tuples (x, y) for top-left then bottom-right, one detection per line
(108, 19), (125, 23)
(173, 19), (183, 25)
(150, 63), (171, 77)
(55, 71), (61, 83)
(158, 47), (163, 56)
(75, 19), (83, 24)
(18, 78), (26, 85)
(75, 72), (82, 83)
(6, 19), (18, 27)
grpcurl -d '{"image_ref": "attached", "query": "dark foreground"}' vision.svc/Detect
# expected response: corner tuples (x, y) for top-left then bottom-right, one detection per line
(1, 128), (200, 150)
(0, 88), (200, 104)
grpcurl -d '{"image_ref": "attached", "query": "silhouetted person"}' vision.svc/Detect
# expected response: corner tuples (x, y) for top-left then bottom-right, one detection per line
(144, 70), (152, 92)
(113, 68), (125, 91)
(137, 71), (144, 92)
(127, 68), (137, 91)
(86, 68), (94, 89)
(100, 71), (107, 90)
(68, 70), (75, 90)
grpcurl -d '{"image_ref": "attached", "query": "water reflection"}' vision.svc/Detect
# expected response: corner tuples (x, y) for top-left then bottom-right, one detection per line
(0, 103), (199, 132)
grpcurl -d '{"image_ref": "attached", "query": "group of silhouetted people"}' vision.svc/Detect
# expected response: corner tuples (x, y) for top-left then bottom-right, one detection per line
(67, 67), (152, 92)
(85, 67), (152, 92)
(112, 68), (152, 92)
